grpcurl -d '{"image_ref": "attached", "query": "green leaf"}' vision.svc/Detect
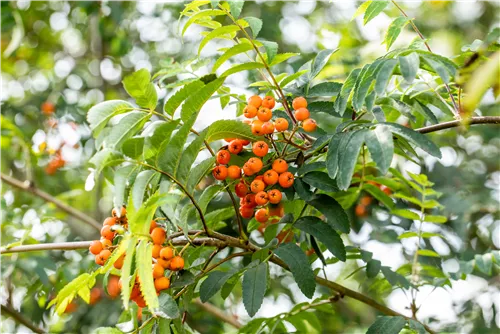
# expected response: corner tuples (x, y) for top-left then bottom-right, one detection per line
(157, 294), (181, 319)
(310, 49), (338, 79)
(337, 129), (367, 190)
(131, 170), (157, 209)
(375, 59), (398, 94)
(366, 259), (381, 278)
(93, 327), (123, 334)
(182, 9), (226, 36)
(144, 121), (180, 160)
(270, 53), (300, 66)
(274, 243), (316, 299)
(87, 100), (134, 136)
(48, 273), (95, 314)
(136, 241), (159, 312)
(421, 54), (453, 84)
(334, 68), (361, 116)
(398, 231), (418, 239)
(352, 1), (372, 20)
(302, 171), (339, 192)
(414, 100), (438, 124)
(122, 137), (144, 159)
(326, 133), (343, 179)
(307, 82), (342, 97)
(164, 80), (205, 116)
(307, 194), (350, 234)
(89, 149), (125, 177)
(176, 131), (208, 184)
(181, 77), (225, 124)
(366, 316), (406, 334)
(408, 320), (427, 334)
(122, 69), (158, 109)
(243, 262), (268, 317)
(129, 192), (169, 235)
(220, 62), (265, 77)
(213, 43), (253, 72)
(228, 0), (244, 18)
(365, 125), (394, 175)
(475, 254), (493, 275)
(105, 112), (151, 150)
(398, 52), (420, 83)
(186, 157), (216, 194)
(381, 266), (410, 288)
(120, 236), (138, 309)
(352, 60), (384, 111)
(261, 40), (278, 64)
(384, 17), (410, 50)
(417, 249), (440, 257)
(363, 1), (388, 25)
(198, 25), (240, 55)
(363, 183), (394, 209)
(200, 271), (234, 302)
(244, 17), (263, 37)
(392, 209), (420, 220)
(295, 216), (346, 261)
(113, 165), (137, 211)
(294, 178), (314, 201)
(205, 119), (261, 143)
(381, 122), (442, 158)
(423, 215), (447, 223)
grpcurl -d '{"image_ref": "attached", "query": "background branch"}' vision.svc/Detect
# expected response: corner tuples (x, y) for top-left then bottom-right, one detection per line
(1, 304), (44, 334)
(192, 298), (241, 329)
(415, 116), (500, 134)
(1, 173), (101, 231)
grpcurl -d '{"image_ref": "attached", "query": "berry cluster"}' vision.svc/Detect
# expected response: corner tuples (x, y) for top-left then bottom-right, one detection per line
(212, 95), (316, 227)
(88, 208), (185, 307)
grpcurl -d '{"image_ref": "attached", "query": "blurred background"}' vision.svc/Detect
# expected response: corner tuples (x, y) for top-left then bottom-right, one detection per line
(1, 1), (499, 333)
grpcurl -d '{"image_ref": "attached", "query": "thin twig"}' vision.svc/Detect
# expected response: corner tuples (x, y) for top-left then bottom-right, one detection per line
(1, 304), (44, 334)
(1, 173), (101, 231)
(415, 116), (500, 134)
(193, 298), (241, 329)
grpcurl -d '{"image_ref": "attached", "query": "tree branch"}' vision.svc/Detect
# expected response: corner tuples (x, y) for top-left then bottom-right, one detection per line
(415, 116), (500, 134)
(192, 298), (241, 329)
(1, 304), (44, 334)
(0, 173), (101, 231)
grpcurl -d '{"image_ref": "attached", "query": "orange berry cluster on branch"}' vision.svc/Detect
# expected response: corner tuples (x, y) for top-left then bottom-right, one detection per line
(89, 208), (185, 307)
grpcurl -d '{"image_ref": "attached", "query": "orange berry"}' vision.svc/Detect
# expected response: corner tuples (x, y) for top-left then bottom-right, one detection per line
(216, 150), (231, 165)
(157, 258), (171, 269)
(268, 203), (285, 219)
(302, 118), (317, 132)
(277, 230), (293, 244)
(278, 172), (295, 188)
(103, 217), (118, 226)
(247, 157), (263, 173)
(251, 119), (264, 135)
(292, 97), (307, 110)
(272, 159), (288, 174)
(263, 170), (279, 185)
(134, 294), (147, 308)
(212, 165), (228, 181)
(240, 139), (250, 146)
(225, 138), (235, 143)
(360, 196), (373, 206)
(243, 193), (257, 208)
(154, 277), (171, 291)
(235, 182), (249, 198)
(89, 288), (101, 305)
(261, 121), (275, 134)
(250, 179), (266, 194)
(100, 225), (115, 240)
(262, 96), (276, 109)
(160, 247), (174, 261)
(252, 141), (269, 157)
(95, 249), (111, 266)
(228, 140), (243, 154)
(274, 118), (289, 132)
(255, 208), (269, 223)
(255, 191), (269, 206)
(239, 205), (254, 219)
(41, 101), (55, 116)
(114, 254), (125, 269)
(257, 107), (272, 122)
(150, 227), (166, 245)
(248, 95), (262, 108)
(267, 189), (283, 204)
(152, 244), (162, 258)
(150, 220), (157, 233)
(169, 256), (184, 271)
(380, 185), (392, 195)
(294, 108), (310, 121)
(130, 284), (140, 299)
(100, 238), (112, 249)
(112, 206), (127, 218)
(89, 240), (103, 255)
(227, 165), (241, 179)
(243, 105), (258, 118)
(242, 163), (255, 176)
(355, 204), (367, 217)
(152, 263), (165, 279)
